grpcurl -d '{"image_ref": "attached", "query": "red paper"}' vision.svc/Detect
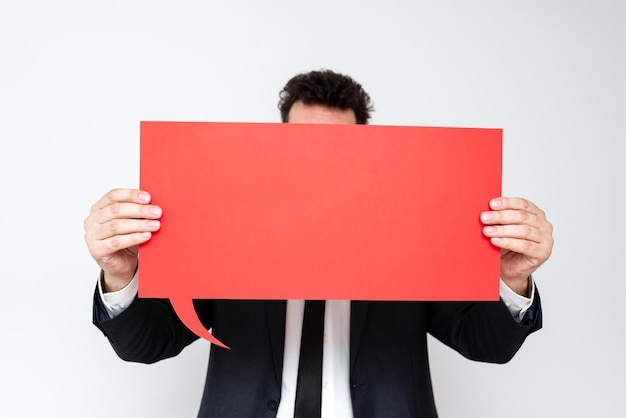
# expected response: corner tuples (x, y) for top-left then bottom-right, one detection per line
(139, 122), (502, 347)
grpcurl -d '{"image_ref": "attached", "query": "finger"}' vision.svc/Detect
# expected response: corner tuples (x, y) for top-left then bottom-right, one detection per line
(90, 188), (151, 213)
(489, 237), (551, 262)
(480, 209), (542, 227)
(489, 197), (545, 217)
(483, 224), (547, 245)
(95, 218), (161, 241)
(89, 232), (153, 260)
(84, 214), (160, 259)
(93, 201), (162, 224)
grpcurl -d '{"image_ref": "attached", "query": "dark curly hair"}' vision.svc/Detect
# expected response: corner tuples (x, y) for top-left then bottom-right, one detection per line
(278, 69), (374, 124)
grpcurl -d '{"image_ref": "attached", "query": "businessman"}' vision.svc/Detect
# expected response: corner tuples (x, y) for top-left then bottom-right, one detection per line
(86, 69), (553, 417)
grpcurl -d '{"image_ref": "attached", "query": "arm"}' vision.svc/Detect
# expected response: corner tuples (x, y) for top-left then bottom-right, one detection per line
(426, 292), (541, 364)
(86, 188), (205, 362)
(92, 286), (210, 363)
(426, 197), (551, 363)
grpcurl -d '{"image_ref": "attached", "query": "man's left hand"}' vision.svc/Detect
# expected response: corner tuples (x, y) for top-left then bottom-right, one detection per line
(481, 197), (554, 296)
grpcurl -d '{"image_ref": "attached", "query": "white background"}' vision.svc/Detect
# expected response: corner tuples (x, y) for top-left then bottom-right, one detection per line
(1, 1), (624, 417)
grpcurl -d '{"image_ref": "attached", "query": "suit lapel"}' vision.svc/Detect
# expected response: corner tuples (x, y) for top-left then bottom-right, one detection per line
(350, 301), (370, 372)
(266, 300), (287, 385)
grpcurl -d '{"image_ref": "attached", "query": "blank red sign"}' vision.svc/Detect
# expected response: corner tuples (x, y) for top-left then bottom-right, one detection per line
(139, 122), (502, 347)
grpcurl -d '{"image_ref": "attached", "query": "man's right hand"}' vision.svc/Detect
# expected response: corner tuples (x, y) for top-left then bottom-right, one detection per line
(84, 188), (162, 292)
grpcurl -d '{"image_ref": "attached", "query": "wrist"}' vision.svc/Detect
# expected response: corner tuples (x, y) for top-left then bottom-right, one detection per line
(502, 276), (531, 297)
(100, 265), (137, 293)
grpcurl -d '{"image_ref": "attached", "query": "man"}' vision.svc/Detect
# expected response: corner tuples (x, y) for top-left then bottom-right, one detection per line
(85, 70), (553, 417)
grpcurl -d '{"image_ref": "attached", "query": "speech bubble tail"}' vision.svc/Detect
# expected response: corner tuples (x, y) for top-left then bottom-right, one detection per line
(169, 297), (230, 349)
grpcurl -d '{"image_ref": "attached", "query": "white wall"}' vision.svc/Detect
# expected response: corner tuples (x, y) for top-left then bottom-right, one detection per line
(1, 1), (624, 416)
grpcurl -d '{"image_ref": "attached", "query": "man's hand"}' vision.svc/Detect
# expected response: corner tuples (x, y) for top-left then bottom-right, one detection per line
(481, 197), (553, 296)
(84, 188), (162, 292)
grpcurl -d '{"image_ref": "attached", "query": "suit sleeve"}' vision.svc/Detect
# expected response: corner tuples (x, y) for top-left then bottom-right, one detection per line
(93, 286), (213, 363)
(426, 288), (542, 364)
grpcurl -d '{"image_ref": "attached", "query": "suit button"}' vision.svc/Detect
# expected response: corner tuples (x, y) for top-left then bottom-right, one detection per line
(267, 400), (279, 411)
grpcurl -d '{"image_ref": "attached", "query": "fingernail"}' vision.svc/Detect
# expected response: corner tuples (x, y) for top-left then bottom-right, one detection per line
(149, 206), (162, 216)
(147, 220), (160, 228)
(483, 226), (496, 234)
(139, 192), (150, 202)
(491, 237), (502, 244)
(490, 199), (502, 209)
(481, 212), (493, 222)
(140, 232), (152, 238)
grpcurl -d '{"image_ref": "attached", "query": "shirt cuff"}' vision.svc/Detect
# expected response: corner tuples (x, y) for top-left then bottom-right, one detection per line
(97, 271), (139, 318)
(499, 277), (535, 323)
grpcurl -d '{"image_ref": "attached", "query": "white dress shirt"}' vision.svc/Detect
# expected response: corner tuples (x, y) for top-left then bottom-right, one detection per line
(99, 275), (534, 418)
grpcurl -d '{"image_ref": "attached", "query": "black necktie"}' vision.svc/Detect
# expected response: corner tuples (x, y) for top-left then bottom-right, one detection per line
(294, 300), (326, 418)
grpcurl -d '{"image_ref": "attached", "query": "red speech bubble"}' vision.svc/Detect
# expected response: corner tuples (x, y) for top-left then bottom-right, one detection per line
(139, 122), (502, 348)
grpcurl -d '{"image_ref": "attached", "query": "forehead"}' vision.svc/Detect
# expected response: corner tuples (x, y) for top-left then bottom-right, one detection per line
(287, 101), (357, 125)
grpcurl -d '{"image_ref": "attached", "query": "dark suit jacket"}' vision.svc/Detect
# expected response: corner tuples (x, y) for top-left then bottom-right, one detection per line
(94, 292), (541, 418)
